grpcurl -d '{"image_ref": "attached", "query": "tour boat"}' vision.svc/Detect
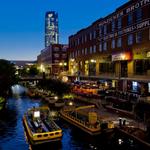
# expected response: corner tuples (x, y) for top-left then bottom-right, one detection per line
(23, 106), (62, 145)
(60, 105), (114, 136)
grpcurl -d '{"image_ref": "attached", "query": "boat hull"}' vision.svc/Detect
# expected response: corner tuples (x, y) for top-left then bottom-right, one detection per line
(23, 107), (62, 145)
(60, 110), (101, 136)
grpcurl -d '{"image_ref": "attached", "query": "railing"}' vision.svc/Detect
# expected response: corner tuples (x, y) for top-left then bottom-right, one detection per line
(67, 72), (150, 81)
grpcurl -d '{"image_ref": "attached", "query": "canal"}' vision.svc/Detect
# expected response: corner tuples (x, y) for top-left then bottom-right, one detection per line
(0, 97), (144, 150)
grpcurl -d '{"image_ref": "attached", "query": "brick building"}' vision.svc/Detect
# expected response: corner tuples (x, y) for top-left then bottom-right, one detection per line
(37, 44), (68, 76)
(68, 0), (150, 95)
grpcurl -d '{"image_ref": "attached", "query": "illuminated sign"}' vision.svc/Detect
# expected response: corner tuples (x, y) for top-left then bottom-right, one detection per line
(101, 19), (150, 41)
(112, 52), (132, 61)
(99, 0), (150, 26)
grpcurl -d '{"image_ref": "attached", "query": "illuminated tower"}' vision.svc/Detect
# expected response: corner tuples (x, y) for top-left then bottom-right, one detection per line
(45, 11), (59, 47)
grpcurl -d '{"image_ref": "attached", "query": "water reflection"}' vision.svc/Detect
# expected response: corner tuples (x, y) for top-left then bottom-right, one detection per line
(0, 96), (147, 150)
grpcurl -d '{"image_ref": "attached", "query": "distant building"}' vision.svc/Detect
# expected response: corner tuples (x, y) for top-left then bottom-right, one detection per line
(10, 60), (36, 69)
(37, 44), (68, 75)
(45, 11), (59, 47)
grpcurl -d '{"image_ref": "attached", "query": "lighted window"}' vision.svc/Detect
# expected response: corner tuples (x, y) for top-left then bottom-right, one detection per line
(128, 34), (133, 45)
(117, 37), (122, 47)
(136, 32), (142, 43)
(111, 39), (115, 49)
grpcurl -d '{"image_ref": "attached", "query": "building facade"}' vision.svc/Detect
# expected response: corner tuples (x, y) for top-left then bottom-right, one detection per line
(37, 44), (68, 76)
(45, 11), (59, 47)
(68, 0), (150, 95)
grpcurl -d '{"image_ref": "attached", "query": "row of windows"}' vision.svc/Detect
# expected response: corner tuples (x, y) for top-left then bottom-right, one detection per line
(70, 30), (96, 47)
(99, 8), (142, 36)
(70, 8), (143, 48)
(53, 53), (67, 58)
(70, 30), (145, 58)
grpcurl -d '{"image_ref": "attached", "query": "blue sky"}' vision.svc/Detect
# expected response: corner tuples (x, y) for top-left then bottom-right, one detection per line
(0, 0), (128, 60)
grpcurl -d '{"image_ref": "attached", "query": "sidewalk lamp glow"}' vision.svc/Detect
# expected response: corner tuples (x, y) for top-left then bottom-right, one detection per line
(64, 62), (67, 66)
(69, 101), (73, 106)
(59, 62), (63, 66)
(90, 59), (96, 63)
(54, 96), (58, 100)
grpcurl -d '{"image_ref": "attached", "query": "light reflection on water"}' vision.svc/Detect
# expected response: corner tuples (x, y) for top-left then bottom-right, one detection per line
(0, 97), (145, 150)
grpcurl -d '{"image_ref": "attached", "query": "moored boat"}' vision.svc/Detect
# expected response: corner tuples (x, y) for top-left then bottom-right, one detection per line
(23, 106), (62, 145)
(60, 105), (114, 135)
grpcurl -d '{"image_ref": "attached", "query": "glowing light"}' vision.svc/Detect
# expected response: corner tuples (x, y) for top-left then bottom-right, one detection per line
(59, 62), (63, 66)
(54, 96), (58, 100)
(69, 101), (73, 106)
(90, 59), (96, 63)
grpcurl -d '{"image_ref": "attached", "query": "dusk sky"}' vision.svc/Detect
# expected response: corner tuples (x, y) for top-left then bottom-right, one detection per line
(0, 0), (128, 60)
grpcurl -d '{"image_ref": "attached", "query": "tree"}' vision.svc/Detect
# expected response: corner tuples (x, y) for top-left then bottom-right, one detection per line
(28, 65), (39, 76)
(37, 79), (71, 98)
(0, 59), (17, 97)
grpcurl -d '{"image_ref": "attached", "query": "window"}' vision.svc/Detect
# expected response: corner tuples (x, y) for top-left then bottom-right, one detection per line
(104, 25), (107, 35)
(75, 51), (77, 57)
(127, 13), (133, 26)
(62, 54), (67, 58)
(117, 17), (122, 29)
(54, 53), (59, 58)
(93, 31), (96, 39)
(85, 48), (87, 55)
(90, 32), (92, 40)
(72, 52), (74, 58)
(135, 8), (142, 22)
(78, 38), (80, 45)
(82, 49), (84, 55)
(85, 35), (87, 42)
(117, 37), (122, 47)
(93, 45), (96, 53)
(149, 28), (150, 40)
(99, 43), (102, 52)
(90, 46), (92, 54)
(103, 42), (107, 51)
(111, 39), (115, 49)
(54, 47), (59, 51)
(99, 26), (103, 36)
(128, 34), (133, 45)
(136, 32), (142, 43)
(112, 20), (115, 32)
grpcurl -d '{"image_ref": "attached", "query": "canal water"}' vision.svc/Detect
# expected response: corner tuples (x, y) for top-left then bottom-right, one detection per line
(0, 97), (145, 150)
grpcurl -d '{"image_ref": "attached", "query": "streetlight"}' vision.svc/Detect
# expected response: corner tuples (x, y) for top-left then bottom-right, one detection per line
(59, 62), (67, 72)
